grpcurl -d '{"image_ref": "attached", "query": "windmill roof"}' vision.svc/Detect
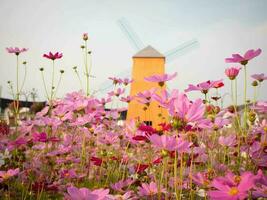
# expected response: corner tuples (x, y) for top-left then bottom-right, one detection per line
(133, 45), (165, 58)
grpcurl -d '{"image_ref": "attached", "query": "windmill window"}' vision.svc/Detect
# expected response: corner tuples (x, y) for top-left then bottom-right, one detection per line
(144, 121), (152, 126)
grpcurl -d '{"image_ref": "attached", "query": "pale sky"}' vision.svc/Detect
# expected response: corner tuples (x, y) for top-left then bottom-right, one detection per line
(0, 0), (267, 106)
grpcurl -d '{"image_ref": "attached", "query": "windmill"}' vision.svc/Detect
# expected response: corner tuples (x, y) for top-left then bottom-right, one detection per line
(98, 18), (199, 127)
(96, 18), (199, 94)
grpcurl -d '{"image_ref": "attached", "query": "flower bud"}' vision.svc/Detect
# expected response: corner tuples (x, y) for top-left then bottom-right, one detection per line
(248, 111), (256, 123)
(252, 80), (258, 87)
(22, 61), (27, 65)
(60, 70), (64, 74)
(39, 68), (44, 71)
(83, 33), (88, 41)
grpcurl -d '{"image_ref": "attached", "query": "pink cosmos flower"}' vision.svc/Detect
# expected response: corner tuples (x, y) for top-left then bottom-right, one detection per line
(251, 73), (267, 82)
(149, 134), (178, 151)
(225, 67), (241, 80)
(144, 72), (177, 86)
(192, 172), (211, 187)
(60, 169), (77, 179)
(208, 172), (256, 200)
(218, 135), (236, 147)
(149, 134), (191, 153)
(168, 91), (205, 124)
(98, 132), (119, 145)
(122, 78), (133, 86)
(6, 47), (28, 55)
(0, 168), (20, 182)
(136, 88), (157, 105)
(225, 48), (262, 65)
(120, 96), (134, 103)
(32, 132), (48, 142)
(108, 77), (123, 85)
(252, 101), (267, 113)
(108, 88), (125, 97)
(152, 89), (179, 108)
(185, 80), (222, 94)
(43, 52), (63, 60)
(65, 186), (109, 200)
(110, 179), (134, 192)
(138, 181), (166, 196)
(7, 137), (27, 151)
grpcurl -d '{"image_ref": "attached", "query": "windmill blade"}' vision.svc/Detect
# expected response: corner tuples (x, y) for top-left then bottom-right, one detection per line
(117, 18), (145, 51)
(164, 39), (199, 63)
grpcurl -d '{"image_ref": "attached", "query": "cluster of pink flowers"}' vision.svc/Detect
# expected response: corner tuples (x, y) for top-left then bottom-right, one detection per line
(2, 41), (266, 199)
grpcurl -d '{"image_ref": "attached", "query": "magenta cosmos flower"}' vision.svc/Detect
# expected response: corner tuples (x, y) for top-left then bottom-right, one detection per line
(251, 73), (267, 82)
(208, 172), (256, 200)
(144, 72), (177, 86)
(6, 47), (28, 55)
(43, 52), (63, 60)
(0, 168), (20, 182)
(225, 48), (262, 65)
(225, 67), (241, 80)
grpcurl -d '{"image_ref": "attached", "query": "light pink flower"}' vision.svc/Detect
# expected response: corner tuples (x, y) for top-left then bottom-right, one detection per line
(120, 96), (134, 103)
(108, 77), (123, 85)
(185, 80), (222, 94)
(66, 186), (109, 200)
(152, 89), (179, 108)
(144, 72), (177, 86)
(6, 47), (28, 55)
(251, 73), (267, 82)
(149, 134), (191, 153)
(225, 67), (241, 80)
(225, 48), (262, 65)
(108, 88), (125, 97)
(138, 181), (166, 196)
(0, 168), (19, 182)
(168, 91), (205, 124)
(122, 78), (133, 86)
(136, 88), (157, 104)
(218, 135), (236, 147)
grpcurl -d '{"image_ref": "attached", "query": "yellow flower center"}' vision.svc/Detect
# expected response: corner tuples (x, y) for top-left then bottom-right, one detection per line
(228, 187), (239, 196)
(234, 176), (241, 184)
(1, 174), (11, 180)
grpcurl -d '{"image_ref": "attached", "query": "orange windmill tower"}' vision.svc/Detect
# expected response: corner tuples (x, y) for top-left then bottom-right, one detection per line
(126, 46), (168, 127)
(97, 18), (199, 126)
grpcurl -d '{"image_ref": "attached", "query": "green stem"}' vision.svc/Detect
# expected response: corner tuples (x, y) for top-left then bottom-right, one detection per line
(253, 86), (257, 107)
(19, 64), (27, 94)
(41, 71), (49, 100)
(84, 41), (89, 96)
(53, 73), (63, 99)
(243, 65), (247, 132)
(74, 69), (83, 91)
(51, 60), (55, 101)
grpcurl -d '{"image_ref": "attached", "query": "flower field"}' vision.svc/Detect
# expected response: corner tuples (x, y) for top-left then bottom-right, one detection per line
(0, 35), (267, 200)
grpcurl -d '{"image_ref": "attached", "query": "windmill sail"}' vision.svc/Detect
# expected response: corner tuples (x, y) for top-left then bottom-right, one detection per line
(164, 39), (199, 62)
(97, 18), (199, 94)
(117, 18), (145, 51)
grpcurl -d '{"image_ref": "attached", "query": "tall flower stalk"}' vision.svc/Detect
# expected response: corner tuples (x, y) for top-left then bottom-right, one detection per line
(6, 47), (28, 130)
(42, 51), (63, 103)
(82, 33), (90, 96)
(225, 48), (262, 132)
